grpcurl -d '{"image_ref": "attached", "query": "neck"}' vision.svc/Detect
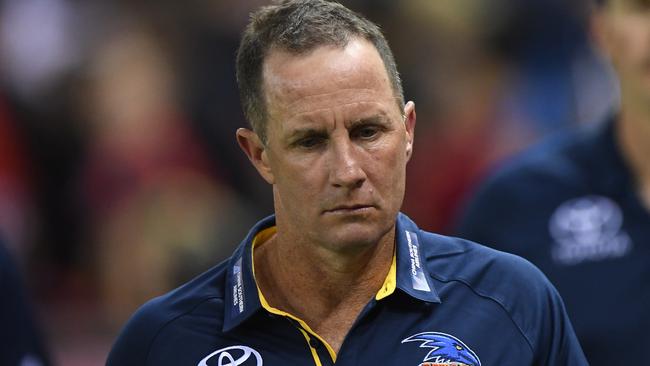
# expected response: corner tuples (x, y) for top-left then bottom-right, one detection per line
(256, 227), (394, 313)
(616, 100), (650, 209)
(253, 225), (395, 352)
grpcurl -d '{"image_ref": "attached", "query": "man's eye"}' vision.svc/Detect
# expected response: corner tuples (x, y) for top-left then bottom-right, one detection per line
(354, 126), (381, 140)
(296, 136), (324, 148)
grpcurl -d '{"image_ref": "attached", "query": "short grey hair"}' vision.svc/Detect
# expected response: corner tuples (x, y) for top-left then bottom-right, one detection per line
(236, 0), (404, 143)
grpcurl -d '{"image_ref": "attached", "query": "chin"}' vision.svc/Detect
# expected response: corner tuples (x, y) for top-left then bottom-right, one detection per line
(321, 221), (393, 253)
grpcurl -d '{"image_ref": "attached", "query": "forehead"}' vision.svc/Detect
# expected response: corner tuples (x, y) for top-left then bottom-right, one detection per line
(261, 38), (397, 119)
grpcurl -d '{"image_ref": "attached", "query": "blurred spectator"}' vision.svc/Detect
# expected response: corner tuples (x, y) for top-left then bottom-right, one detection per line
(456, 0), (650, 363)
(0, 0), (81, 101)
(0, 237), (50, 366)
(0, 94), (36, 261)
(179, 0), (279, 212)
(399, 0), (551, 233)
(78, 22), (255, 329)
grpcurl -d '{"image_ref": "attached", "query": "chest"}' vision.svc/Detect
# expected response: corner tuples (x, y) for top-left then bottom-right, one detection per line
(145, 298), (534, 366)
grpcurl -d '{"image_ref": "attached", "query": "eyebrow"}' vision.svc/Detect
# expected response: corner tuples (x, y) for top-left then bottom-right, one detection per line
(285, 127), (327, 142)
(285, 114), (392, 141)
(348, 115), (392, 128)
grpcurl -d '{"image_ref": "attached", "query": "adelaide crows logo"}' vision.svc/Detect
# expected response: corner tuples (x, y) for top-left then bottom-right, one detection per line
(402, 332), (481, 366)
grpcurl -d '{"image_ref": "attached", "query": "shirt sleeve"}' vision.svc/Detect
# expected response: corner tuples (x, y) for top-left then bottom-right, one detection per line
(533, 277), (588, 365)
(496, 252), (588, 365)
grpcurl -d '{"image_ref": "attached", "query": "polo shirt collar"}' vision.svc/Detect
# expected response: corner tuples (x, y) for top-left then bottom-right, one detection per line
(394, 213), (441, 303)
(222, 213), (441, 332)
(222, 215), (275, 332)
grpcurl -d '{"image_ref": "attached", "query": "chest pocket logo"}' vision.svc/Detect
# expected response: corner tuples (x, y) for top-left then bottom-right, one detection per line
(198, 345), (263, 366)
(403, 332), (481, 366)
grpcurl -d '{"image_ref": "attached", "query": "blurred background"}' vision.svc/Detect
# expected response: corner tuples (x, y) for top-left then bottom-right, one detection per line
(0, 0), (616, 364)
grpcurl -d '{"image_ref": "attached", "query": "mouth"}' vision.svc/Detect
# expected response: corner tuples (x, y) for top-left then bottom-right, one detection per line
(323, 204), (375, 215)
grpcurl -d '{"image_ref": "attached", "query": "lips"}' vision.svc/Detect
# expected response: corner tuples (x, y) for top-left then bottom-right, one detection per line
(323, 204), (375, 214)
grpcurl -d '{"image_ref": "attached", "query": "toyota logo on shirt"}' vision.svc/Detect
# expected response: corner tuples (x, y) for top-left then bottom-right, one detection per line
(197, 345), (263, 366)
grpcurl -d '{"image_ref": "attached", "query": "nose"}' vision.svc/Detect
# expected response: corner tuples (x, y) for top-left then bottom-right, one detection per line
(328, 137), (366, 189)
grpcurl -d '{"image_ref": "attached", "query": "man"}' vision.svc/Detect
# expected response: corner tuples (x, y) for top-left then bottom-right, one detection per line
(107, 1), (587, 365)
(0, 238), (50, 366)
(456, 0), (650, 364)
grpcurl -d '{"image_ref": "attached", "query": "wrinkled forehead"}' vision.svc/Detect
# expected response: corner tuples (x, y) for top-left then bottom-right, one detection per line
(261, 38), (397, 117)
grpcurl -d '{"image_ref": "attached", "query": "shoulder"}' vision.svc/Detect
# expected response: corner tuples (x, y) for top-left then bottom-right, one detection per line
(455, 125), (600, 245)
(478, 126), (594, 199)
(107, 261), (229, 366)
(419, 232), (566, 349)
(420, 231), (553, 303)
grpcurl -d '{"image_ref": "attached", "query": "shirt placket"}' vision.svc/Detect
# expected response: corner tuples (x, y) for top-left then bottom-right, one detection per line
(283, 317), (336, 366)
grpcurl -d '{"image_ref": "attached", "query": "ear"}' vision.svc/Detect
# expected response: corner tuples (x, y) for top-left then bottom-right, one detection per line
(403, 101), (417, 161)
(236, 128), (275, 184)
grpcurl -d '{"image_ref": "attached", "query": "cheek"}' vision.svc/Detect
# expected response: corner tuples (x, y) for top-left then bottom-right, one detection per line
(366, 138), (408, 191)
(273, 156), (327, 207)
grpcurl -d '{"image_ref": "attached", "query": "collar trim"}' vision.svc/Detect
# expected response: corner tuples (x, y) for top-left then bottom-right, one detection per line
(375, 250), (397, 300)
(222, 213), (441, 333)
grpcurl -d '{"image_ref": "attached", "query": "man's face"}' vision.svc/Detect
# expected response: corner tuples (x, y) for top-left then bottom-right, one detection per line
(244, 38), (415, 252)
(597, 0), (650, 106)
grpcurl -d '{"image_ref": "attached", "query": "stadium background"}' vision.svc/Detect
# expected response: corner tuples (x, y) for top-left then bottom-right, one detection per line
(0, 0), (615, 364)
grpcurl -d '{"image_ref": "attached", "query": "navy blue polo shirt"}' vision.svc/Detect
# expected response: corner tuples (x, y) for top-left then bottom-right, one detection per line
(456, 116), (650, 364)
(107, 213), (586, 365)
